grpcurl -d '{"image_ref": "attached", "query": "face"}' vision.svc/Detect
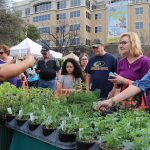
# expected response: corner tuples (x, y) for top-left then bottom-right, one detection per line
(118, 36), (131, 56)
(66, 62), (74, 74)
(0, 49), (7, 59)
(80, 56), (88, 67)
(92, 45), (104, 56)
(42, 51), (49, 58)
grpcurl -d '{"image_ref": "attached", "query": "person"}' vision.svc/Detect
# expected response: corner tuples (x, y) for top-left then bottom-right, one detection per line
(0, 52), (35, 81)
(85, 39), (117, 98)
(107, 32), (150, 106)
(57, 58), (83, 93)
(96, 69), (150, 112)
(36, 47), (60, 92)
(0, 44), (17, 86)
(26, 60), (39, 88)
(79, 53), (89, 80)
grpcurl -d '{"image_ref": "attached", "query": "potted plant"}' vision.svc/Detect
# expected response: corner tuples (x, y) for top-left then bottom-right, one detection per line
(42, 116), (57, 136)
(16, 109), (29, 126)
(59, 114), (78, 142)
(76, 118), (98, 150)
(28, 113), (42, 131)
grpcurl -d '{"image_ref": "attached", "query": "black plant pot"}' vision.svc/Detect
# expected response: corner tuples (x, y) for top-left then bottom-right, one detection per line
(16, 118), (27, 126)
(42, 126), (55, 136)
(6, 114), (15, 122)
(77, 140), (95, 150)
(59, 131), (76, 142)
(28, 122), (40, 131)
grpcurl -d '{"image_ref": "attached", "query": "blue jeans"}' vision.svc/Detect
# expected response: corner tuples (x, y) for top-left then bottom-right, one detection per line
(38, 79), (56, 92)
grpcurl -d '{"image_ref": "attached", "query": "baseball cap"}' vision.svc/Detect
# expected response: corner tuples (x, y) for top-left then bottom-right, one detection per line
(91, 39), (104, 48)
(41, 46), (49, 53)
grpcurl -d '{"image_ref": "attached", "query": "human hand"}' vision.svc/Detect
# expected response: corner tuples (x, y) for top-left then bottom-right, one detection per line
(107, 91), (115, 99)
(10, 59), (16, 64)
(26, 51), (35, 67)
(108, 73), (126, 85)
(96, 99), (113, 112)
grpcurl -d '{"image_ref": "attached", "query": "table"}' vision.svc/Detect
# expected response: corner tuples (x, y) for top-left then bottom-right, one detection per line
(10, 131), (61, 150)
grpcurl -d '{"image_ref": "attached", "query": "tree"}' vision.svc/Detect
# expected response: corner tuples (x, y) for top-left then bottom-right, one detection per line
(0, 9), (25, 46)
(39, 21), (83, 55)
(26, 25), (40, 41)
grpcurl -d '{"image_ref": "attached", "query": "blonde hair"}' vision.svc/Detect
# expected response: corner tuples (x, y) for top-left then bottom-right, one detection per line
(119, 32), (143, 57)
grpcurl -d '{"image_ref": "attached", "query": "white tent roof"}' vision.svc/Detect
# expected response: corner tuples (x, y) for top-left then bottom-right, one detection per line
(50, 50), (62, 59)
(63, 52), (79, 61)
(10, 38), (42, 56)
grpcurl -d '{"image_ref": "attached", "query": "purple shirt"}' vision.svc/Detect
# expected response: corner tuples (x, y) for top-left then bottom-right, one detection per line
(117, 56), (150, 103)
(0, 59), (17, 86)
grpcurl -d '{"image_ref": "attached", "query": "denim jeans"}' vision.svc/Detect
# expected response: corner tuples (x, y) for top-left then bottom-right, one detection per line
(38, 78), (56, 92)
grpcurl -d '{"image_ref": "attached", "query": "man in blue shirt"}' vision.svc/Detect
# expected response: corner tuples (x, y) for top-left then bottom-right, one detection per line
(85, 39), (117, 98)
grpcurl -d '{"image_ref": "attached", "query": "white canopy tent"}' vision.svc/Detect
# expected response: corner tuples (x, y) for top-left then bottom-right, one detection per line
(10, 38), (42, 57)
(62, 52), (79, 61)
(50, 50), (63, 59)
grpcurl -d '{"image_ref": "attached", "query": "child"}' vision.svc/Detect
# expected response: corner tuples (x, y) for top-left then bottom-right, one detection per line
(57, 58), (83, 93)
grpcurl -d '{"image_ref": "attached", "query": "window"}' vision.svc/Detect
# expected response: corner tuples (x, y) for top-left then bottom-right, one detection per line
(71, 37), (80, 45)
(92, 5), (96, 10)
(135, 22), (144, 29)
(86, 25), (91, 33)
(95, 13), (101, 20)
(86, 11), (91, 20)
(38, 27), (50, 34)
(70, 24), (80, 31)
(70, 10), (80, 18)
(57, 0), (66, 9)
(25, 8), (30, 16)
(95, 26), (102, 33)
(86, 39), (91, 46)
(33, 14), (51, 22)
(56, 26), (66, 33)
(71, 0), (81, 7)
(57, 13), (66, 20)
(86, 0), (90, 9)
(135, 7), (143, 15)
(35, 2), (51, 13)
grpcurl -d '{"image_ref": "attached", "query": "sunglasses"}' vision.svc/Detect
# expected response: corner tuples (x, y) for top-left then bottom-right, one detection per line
(42, 52), (47, 55)
(0, 52), (4, 55)
(92, 46), (99, 49)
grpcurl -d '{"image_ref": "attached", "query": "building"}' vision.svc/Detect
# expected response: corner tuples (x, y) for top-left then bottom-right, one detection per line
(13, 0), (150, 54)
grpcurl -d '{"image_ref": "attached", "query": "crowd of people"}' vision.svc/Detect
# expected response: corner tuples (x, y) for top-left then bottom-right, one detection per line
(1, 31), (150, 112)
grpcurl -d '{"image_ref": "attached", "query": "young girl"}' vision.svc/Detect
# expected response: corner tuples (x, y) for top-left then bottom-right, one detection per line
(57, 58), (83, 93)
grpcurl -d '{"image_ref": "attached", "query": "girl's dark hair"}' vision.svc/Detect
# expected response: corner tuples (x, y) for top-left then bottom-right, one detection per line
(61, 58), (83, 79)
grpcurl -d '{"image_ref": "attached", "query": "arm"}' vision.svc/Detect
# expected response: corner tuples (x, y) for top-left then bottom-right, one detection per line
(96, 84), (141, 111)
(85, 73), (91, 92)
(0, 53), (35, 81)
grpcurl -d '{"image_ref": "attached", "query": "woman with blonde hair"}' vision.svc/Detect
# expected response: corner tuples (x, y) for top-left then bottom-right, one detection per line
(107, 32), (150, 108)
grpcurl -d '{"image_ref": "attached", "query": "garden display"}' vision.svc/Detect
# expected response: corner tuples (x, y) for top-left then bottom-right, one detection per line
(1, 82), (150, 150)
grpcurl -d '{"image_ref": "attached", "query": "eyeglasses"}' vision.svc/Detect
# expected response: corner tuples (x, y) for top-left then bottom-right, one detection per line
(119, 41), (128, 45)
(0, 52), (4, 55)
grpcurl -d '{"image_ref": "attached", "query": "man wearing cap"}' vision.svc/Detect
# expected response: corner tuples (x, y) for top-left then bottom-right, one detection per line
(85, 39), (117, 99)
(36, 47), (60, 92)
